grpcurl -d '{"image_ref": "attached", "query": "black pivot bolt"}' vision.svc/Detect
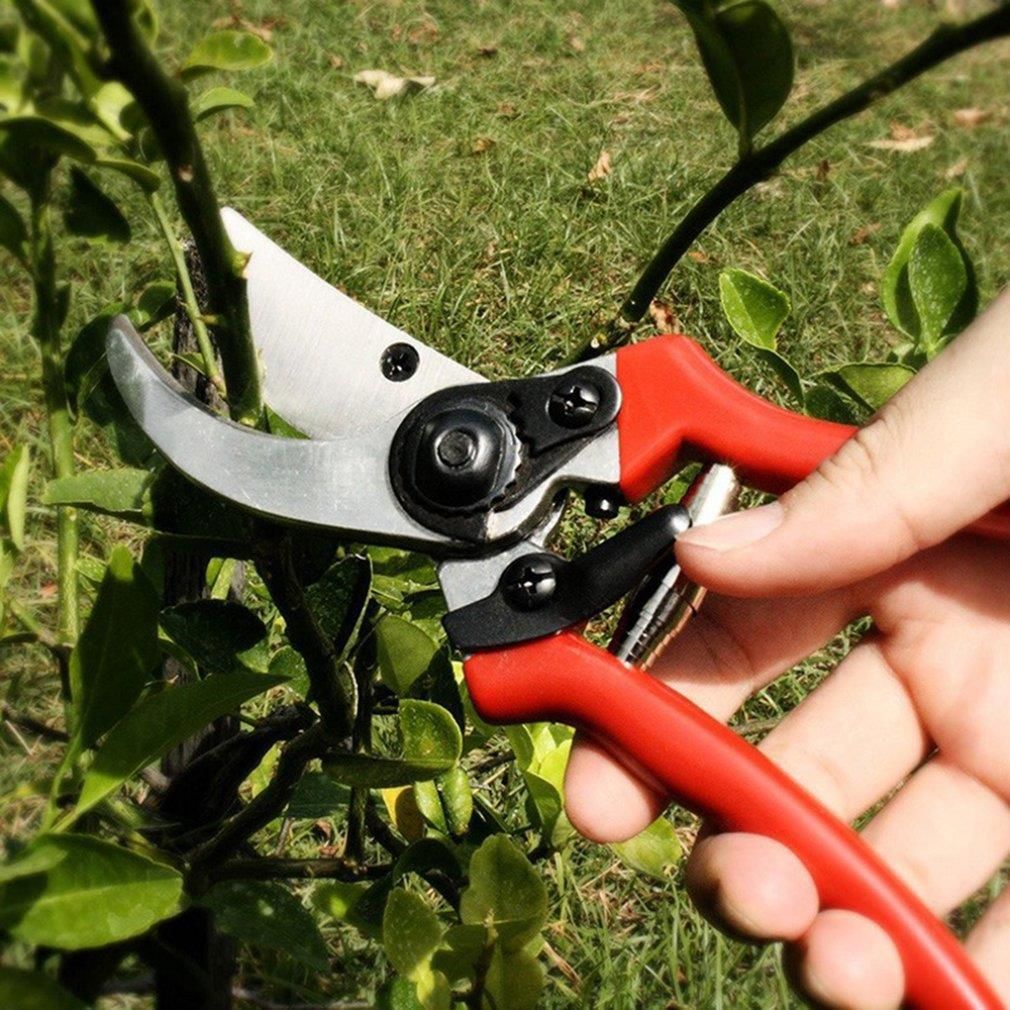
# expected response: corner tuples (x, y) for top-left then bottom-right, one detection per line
(381, 342), (420, 382)
(501, 555), (558, 611)
(548, 379), (600, 428)
(435, 428), (478, 469)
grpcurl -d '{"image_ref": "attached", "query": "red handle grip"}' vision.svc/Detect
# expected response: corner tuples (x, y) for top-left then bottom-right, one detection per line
(615, 334), (1010, 539)
(464, 634), (1003, 1010)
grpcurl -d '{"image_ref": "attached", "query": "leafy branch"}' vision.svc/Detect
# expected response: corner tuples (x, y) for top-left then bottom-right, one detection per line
(579, 1), (1010, 358)
(91, 0), (263, 423)
(186, 722), (332, 892)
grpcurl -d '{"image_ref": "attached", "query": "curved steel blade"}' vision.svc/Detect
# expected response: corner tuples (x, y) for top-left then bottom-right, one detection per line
(105, 317), (454, 552)
(222, 208), (484, 438)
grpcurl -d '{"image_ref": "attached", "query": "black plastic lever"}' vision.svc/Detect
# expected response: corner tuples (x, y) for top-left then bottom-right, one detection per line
(442, 505), (691, 652)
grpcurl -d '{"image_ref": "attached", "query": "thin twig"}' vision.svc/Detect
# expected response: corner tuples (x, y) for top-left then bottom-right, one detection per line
(149, 191), (226, 398)
(253, 530), (356, 741)
(1, 703), (68, 742)
(186, 724), (331, 891)
(577, 2), (1010, 359)
(91, 0), (262, 423)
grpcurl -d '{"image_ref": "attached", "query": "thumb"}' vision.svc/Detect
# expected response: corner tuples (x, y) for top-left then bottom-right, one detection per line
(676, 290), (1010, 596)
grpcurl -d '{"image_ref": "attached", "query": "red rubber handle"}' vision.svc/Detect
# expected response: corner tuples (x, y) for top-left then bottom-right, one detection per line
(464, 634), (1004, 1010)
(615, 334), (1010, 539)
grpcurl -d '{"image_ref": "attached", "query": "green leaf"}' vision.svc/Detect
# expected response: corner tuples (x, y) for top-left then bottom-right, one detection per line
(0, 967), (87, 1010)
(908, 223), (967, 356)
(804, 383), (860, 424)
(0, 193), (27, 262)
(825, 363), (915, 412)
(69, 545), (160, 750)
(376, 978), (424, 1010)
(460, 836), (548, 951)
(0, 444), (29, 551)
(0, 114), (97, 165)
(383, 888), (444, 979)
(161, 599), (268, 675)
(64, 166), (131, 243)
(327, 839), (462, 938)
(376, 615), (441, 695)
(437, 765), (473, 836)
(62, 306), (125, 413)
(201, 880), (330, 970)
(719, 267), (790, 349)
(305, 555), (372, 659)
(881, 187), (977, 343)
(413, 778), (447, 833)
(95, 156), (161, 192)
(312, 879), (370, 923)
(0, 834), (182, 948)
(76, 670), (286, 816)
(483, 946), (544, 1010)
(183, 30), (273, 77)
(88, 81), (135, 140)
(673, 0), (793, 146)
(325, 700), (462, 787)
(134, 280), (176, 328)
(46, 467), (152, 519)
(754, 347), (804, 406)
(191, 85), (255, 121)
(285, 771), (350, 818)
(432, 923), (488, 983)
(0, 844), (66, 884)
(611, 816), (682, 878)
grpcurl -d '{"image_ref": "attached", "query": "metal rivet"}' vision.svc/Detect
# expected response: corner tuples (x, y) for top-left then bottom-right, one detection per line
(381, 342), (419, 382)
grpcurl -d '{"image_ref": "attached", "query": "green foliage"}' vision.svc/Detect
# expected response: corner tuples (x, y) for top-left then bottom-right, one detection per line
(460, 835), (548, 951)
(506, 723), (574, 847)
(63, 165), (131, 242)
(720, 189), (979, 421)
(0, 192), (28, 262)
(673, 0), (793, 151)
(611, 816), (683, 878)
(326, 699), (462, 787)
(0, 967), (87, 1010)
(305, 554), (372, 658)
(718, 267), (802, 404)
(201, 880), (330, 970)
(161, 599), (268, 674)
(75, 669), (287, 816)
(191, 85), (255, 121)
(68, 544), (160, 749)
(182, 30), (273, 77)
(907, 224), (967, 357)
(0, 834), (183, 948)
(0, 444), (29, 551)
(881, 187), (977, 355)
(377, 614), (442, 695)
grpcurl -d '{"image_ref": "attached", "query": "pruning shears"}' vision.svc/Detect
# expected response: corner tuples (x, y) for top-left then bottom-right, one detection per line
(106, 210), (1010, 1010)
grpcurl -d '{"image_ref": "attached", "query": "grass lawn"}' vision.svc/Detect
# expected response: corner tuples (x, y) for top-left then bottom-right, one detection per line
(1, 1), (1009, 1007)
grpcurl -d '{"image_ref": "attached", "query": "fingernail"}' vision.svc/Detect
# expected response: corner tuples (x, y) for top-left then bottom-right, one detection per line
(679, 502), (783, 552)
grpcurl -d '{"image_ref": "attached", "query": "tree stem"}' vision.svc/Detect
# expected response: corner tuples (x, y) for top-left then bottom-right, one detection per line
(149, 191), (227, 399)
(91, 0), (262, 424)
(577, 2), (1010, 359)
(30, 174), (79, 648)
(253, 530), (356, 741)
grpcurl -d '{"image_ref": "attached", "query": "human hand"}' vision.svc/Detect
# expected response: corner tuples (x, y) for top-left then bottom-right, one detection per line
(565, 290), (1010, 1008)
